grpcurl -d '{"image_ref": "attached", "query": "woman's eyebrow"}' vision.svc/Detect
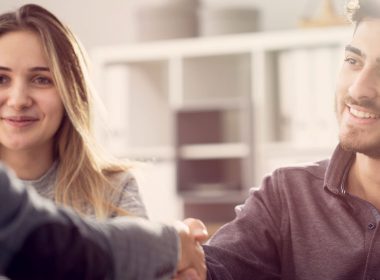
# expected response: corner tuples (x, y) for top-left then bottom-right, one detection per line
(0, 66), (51, 72)
(29, 66), (50, 72)
(0, 66), (11, 71)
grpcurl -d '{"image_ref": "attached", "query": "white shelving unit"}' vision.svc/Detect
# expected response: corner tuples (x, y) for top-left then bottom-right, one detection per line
(91, 26), (352, 225)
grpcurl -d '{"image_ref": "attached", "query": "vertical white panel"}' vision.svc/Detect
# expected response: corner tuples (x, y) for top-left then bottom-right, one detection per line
(291, 49), (314, 145)
(103, 65), (130, 156)
(311, 47), (339, 147)
(278, 50), (295, 142)
(132, 161), (183, 223)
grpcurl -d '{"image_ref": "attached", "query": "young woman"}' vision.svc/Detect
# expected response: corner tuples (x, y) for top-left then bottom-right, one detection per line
(0, 4), (147, 219)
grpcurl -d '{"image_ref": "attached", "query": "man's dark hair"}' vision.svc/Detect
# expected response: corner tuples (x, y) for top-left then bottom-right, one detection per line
(346, 0), (380, 25)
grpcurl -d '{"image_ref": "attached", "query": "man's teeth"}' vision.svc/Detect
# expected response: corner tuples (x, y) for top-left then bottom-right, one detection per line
(350, 107), (380, 119)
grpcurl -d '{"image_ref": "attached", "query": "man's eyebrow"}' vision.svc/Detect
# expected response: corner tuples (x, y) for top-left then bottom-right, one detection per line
(345, 45), (380, 64)
(345, 45), (363, 57)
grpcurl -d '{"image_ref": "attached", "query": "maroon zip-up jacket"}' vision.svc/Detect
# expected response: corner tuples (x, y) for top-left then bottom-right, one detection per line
(205, 145), (380, 280)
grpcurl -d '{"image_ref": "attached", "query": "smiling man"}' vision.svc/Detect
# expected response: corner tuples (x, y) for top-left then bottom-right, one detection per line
(202, 0), (380, 279)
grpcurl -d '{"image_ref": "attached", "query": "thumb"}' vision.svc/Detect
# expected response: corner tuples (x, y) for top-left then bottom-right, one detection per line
(183, 218), (208, 243)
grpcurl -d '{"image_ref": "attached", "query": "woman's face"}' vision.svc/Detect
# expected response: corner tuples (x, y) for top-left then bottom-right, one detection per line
(0, 30), (64, 154)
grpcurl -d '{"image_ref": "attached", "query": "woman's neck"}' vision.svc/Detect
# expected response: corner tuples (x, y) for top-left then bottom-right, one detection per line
(1, 148), (55, 180)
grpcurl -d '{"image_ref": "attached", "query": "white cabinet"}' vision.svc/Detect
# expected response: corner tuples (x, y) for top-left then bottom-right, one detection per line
(91, 26), (351, 225)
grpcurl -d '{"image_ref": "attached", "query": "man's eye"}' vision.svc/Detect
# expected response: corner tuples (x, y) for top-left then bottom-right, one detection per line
(344, 57), (357, 65)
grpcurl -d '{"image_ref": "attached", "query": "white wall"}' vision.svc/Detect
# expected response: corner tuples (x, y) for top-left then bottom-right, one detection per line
(0, 0), (136, 49)
(0, 0), (347, 50)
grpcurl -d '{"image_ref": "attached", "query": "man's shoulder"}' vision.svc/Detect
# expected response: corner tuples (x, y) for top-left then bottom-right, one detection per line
(251, 159), (331, 202)
(268, 158), (330, 188)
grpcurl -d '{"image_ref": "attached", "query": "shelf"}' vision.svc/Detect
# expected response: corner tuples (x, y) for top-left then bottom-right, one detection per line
(116, 146), (175, 161)
(92, 26), (352, 223)
(91, 26), (351, 63)
(181, 189), (246, 203)
(178, 143), (249, 159)
(183, 200), (242, 224)
(182, 54), (251, 103)
(174, 97), (247, 111)
(176, 109), (246, 144)
(177, 158), (243, 192)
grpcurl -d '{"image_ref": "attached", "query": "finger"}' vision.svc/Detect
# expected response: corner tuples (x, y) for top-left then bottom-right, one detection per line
(191, 243), (206, 280)
(174, 221), (190, 234)
(174, 268), (201, 280)
(183, 218), (208, 242)
(174, 221), (191, 271)
(174, 220), (207, 278)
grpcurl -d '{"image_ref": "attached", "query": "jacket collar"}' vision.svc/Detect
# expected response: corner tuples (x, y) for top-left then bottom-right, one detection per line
(324, 144), (355, 195)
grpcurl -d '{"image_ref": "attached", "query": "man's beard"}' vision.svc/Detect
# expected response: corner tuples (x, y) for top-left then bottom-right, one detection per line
(338, 96), (380, 158)
(339, 126), (380, 158)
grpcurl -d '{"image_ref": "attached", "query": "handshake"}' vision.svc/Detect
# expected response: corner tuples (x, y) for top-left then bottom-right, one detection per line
(174, 218), (209, 280)
(0, 163), (210, 280)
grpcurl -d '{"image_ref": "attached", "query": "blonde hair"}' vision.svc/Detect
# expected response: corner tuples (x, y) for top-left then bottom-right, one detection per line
(0, 4), (129, 219)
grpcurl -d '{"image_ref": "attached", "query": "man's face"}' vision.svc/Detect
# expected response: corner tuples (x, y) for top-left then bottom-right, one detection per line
(336, 18), (380, 157)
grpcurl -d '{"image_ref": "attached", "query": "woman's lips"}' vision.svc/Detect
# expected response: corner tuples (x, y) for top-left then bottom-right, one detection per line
(1, 116), (39, 128)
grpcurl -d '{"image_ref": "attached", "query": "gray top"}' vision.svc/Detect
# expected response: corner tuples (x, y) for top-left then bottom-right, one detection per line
(205, 145), (380, 279)
(0, 164), (178, 279)
(20, 162), (148, 219)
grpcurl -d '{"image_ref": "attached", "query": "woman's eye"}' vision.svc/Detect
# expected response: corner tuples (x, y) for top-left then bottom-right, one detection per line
(32, 76), (53, 86)
(0, 75), (10, 85)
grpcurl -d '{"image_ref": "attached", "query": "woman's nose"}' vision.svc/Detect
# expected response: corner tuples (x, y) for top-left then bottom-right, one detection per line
(6, 82), (32, 110)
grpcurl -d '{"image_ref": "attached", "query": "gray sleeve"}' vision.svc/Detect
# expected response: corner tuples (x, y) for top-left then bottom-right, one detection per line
(0, 165), (73, 272)
(115, 172), (149, 219)
(101, 217), (179, 279)
(0, 164), (179, 280)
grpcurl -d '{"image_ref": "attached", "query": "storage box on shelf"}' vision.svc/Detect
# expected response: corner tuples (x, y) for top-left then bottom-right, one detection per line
(176, 109), (251, 195)
(175, 52), (253, 204)
(98, 60), (173, 160)
(91, 26), (351, 226)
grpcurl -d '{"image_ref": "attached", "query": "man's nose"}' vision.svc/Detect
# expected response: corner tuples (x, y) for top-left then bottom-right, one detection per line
(348, 66), (379, 101)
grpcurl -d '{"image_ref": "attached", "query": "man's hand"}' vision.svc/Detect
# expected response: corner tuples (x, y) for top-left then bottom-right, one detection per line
(183, 218), (208, 243)
(173, 218), (208, 280)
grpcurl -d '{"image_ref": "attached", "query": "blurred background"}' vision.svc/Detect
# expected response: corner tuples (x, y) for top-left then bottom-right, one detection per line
(0, 0), (347, 48)
(0, 0), (352, 234)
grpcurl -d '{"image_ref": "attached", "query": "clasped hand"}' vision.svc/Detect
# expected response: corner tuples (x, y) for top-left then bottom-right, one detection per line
(173, 218), (208, 280)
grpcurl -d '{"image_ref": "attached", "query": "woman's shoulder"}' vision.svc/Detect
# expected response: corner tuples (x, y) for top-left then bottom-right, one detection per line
(108, 169), (148, 218)
(108, 169), (138, 192)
